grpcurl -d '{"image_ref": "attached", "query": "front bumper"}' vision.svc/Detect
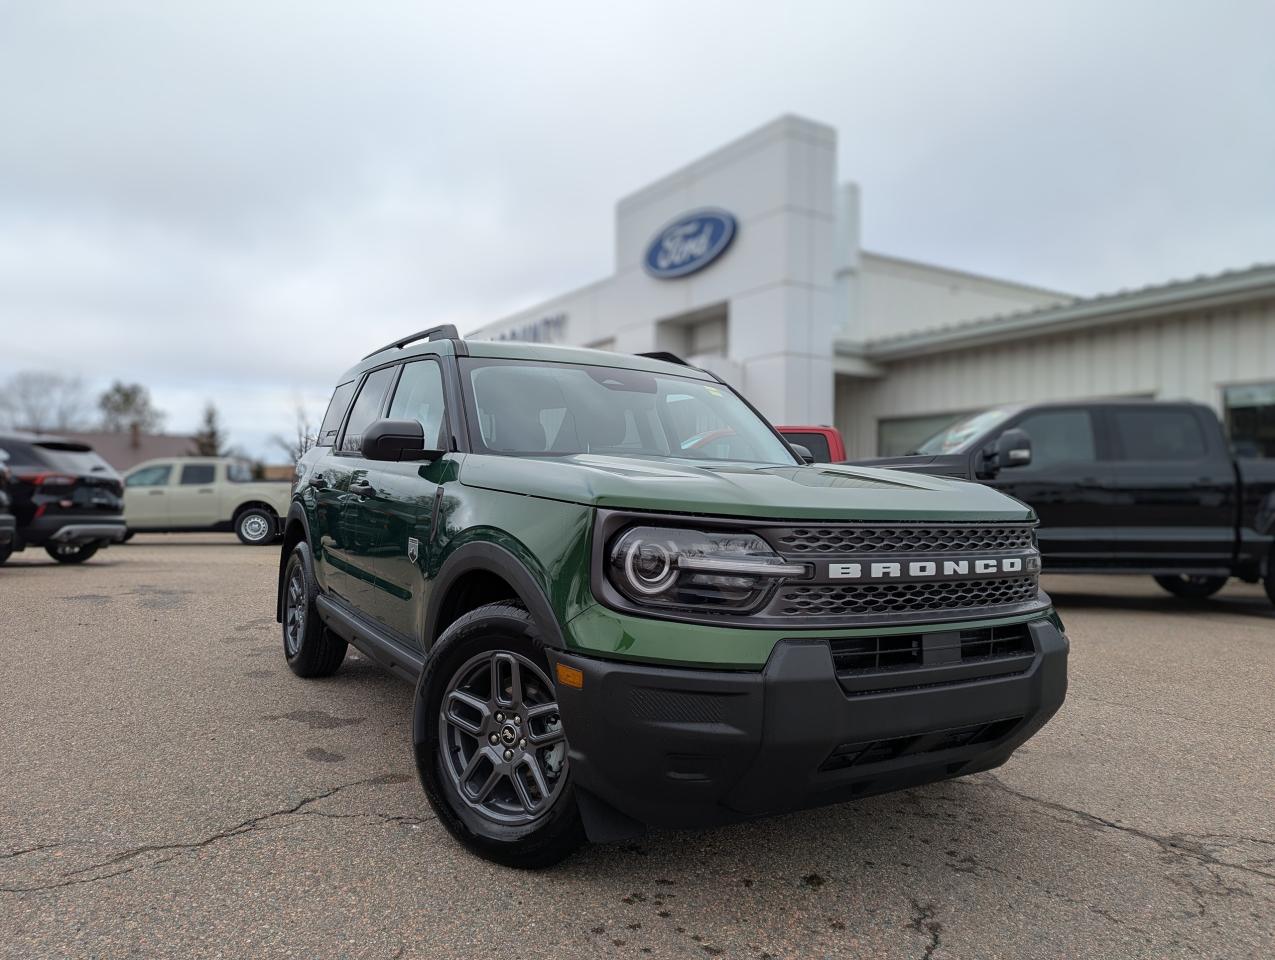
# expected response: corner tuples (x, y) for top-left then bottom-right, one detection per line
(549, 618), (1067, 835)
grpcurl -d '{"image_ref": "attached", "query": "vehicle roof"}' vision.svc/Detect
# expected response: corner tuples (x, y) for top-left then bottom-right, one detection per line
(0, 430), (93, 450)
(340, 337), (716, 383)
(1008, 398), (1212, 411)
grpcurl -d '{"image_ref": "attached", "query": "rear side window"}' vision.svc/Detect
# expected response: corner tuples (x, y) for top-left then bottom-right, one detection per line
(1012, 411), (1096, 468)
(339, 367), (397, 454)
(387, 360), (448, 448)
(180, 463), (216, 485)
(1111, 408), (1207, 461)
(127, 464), (172, 487)
(781, 431), (832, 463)
(0, 441), (41, 467)
(317, 381), (357, 447)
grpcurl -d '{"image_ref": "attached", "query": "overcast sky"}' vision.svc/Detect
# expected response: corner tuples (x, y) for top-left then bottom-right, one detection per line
(1, 1), (1272, 459)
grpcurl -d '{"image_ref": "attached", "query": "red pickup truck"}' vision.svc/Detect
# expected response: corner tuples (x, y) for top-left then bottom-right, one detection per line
(776, 425), (846, 463)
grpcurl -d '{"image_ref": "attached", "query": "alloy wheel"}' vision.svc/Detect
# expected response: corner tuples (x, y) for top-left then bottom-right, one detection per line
(438, 650), (567, 825)
(284, 565), (306, 656)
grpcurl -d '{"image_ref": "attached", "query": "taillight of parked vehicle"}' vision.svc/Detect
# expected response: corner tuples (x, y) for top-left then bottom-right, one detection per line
(17, 472), (78, 489)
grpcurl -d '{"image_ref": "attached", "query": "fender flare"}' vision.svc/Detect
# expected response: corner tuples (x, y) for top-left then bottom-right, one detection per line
(424, 541), (566, 653)
(276, 503), (313, 622)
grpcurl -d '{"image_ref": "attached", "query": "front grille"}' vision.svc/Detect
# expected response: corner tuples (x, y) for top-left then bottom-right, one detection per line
(770, 523), (1034, 555)
(777, 576), (1039, 617)
(820, 717), (1023, 772)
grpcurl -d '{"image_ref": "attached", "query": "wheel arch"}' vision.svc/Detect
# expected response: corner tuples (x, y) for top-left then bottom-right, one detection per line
(276, 504), (311, 623)
(425, 541), (566, 654)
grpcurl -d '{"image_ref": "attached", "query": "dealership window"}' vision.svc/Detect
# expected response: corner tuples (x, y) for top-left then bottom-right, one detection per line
(1224, 383), (1275, 457)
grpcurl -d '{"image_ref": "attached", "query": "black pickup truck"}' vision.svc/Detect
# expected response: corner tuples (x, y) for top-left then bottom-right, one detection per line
(854, 400), (1275, 604)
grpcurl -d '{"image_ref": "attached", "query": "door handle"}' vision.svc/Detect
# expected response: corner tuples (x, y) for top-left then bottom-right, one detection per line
(148, 490), (164, 495)
(349, 481), (376, 498)
(198, 488), (214, 494)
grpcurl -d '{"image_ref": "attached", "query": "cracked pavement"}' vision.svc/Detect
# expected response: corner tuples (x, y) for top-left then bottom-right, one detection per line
(2, 535), (1272, 958)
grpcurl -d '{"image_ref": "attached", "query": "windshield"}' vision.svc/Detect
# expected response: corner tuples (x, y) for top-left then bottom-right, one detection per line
(463, 359), (797, 465)
(913, 408), (1017, 455)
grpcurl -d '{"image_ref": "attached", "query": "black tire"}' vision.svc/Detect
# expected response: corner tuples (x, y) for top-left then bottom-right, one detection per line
(0, 542), (12, 565)
(282, 543), (347, 677)
(414, 602), (584, 869)
(235, 507), (277, 546)
(45, 543), (99, 564)
(1153, 574), (1228, 599)
(121, 530), (135, 543)
(1264, 555), (1275, 608)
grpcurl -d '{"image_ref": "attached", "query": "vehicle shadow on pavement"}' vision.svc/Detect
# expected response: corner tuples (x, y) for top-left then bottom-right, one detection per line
(1046, 588), (1273, 621)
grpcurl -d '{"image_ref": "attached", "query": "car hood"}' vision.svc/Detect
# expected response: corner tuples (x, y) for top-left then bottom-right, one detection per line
(458, 454), (1032, 522)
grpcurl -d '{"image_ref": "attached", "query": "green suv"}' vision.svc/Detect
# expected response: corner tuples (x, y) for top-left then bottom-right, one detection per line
(276, 326), (1068, 867)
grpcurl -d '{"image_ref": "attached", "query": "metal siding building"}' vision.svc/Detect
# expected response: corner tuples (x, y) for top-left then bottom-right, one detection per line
(469, 115), (1275, 460)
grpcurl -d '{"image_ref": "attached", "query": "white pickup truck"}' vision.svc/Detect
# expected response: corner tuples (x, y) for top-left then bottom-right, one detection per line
(123, 458), (292, 545)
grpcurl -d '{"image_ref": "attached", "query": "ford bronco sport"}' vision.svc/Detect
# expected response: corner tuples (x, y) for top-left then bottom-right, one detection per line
(276, 326), (1068, 867)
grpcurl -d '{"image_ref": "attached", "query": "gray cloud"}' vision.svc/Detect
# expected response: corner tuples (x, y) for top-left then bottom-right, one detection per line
(1, 0), (1272, 457)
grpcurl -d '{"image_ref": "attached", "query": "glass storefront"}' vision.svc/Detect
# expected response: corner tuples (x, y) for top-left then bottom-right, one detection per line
(1224, 383), (1275, 457)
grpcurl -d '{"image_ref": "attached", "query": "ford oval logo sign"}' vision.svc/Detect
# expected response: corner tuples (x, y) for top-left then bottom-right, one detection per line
(644, 209), (737, 279)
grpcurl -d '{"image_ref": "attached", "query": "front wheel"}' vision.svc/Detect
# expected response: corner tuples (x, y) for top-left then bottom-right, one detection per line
(0, 542), (12, 565)
(414, 602), (583, 869)
(235, 508), (277, 545)
(45, 543), (99, 564)
(1153, 574), (1228, 599)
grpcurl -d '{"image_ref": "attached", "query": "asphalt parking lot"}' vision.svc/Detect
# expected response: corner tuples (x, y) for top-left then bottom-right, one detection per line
(1, 535), (1272, 959)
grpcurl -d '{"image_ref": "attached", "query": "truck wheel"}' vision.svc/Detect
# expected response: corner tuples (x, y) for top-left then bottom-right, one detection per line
(235, 507), (276, 545)
(414, 602), (584, 869)
(45, 543), (99, 564)
(1264, 559), (1275, 608)
(1153, 574), (1227, 599)
(282, 543), (347, 677)
(0, 543), (12, 565)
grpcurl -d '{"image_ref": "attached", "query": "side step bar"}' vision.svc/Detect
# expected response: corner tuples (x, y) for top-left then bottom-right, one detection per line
(315, 595), (425, 683)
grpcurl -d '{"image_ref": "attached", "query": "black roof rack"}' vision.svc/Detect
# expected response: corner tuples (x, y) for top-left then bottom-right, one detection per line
(363, 324), (461, 360)
(636, 351), (691, 366)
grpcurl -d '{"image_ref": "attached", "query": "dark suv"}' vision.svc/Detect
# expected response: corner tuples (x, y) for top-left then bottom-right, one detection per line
(277, 327), (1068, 867)
(0, 433), (126, 565)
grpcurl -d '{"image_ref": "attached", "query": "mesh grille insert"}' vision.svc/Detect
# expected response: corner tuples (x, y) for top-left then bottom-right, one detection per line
(772, 524), (1034, 555)
(778, 577), (1039, 617)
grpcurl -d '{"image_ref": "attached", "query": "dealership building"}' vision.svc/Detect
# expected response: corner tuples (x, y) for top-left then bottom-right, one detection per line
(469, 115), (1275, 459)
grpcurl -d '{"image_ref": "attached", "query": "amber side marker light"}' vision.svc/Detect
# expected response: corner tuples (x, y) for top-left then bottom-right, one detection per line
(556, 663), (584, 689)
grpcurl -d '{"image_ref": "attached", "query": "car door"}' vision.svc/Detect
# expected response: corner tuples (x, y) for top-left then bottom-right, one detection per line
(985, 407), (1112, 566)
(1097, 405), (1235, 570)
(307, 379), (359, 595)
(348, 356), (451, 642)
(327, 365), (399, 607)
(167, 462), (221, 527)
(123, 463), (174, 528)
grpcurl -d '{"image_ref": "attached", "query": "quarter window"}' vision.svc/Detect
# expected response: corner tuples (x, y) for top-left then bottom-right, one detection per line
(387, 360), (448, 448)
(126, 464), (172, 487)
(1111, 408), (1207, 461)
(339, 367), (397, 455)
(179, 463), (216, 485)
(1011, 411), (1096, 468)
(317, 381), (357, 447)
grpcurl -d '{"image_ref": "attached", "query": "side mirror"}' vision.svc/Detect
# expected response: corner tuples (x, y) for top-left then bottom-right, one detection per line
(360, 418), (444, 462)
(994, 429), (1032, 470)
(790, 443), (816, 465)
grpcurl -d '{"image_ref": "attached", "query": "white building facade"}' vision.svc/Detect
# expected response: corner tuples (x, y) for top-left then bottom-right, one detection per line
(470, 115), (1275, 460)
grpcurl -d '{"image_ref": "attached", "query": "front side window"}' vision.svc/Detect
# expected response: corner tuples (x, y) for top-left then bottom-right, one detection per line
(463, 359), (796, 465)
(317, 380), (357, 447)
(180, 463), (216, 485)
(1110, 408), (1206, 461)
(1012, 411), (1096, 468)
(339, 366), (397, 455)
(913, 408), (1016, 455)
(387, 360), (448, 448)
(127, 464), (173, 487)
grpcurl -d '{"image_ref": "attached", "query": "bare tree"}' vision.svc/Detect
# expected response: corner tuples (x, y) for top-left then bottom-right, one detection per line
(0, 371), (90, 433)
(271, 403), (316, 464)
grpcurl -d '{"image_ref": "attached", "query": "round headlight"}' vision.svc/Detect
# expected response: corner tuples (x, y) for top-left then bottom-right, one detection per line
(622, 538), (676, 595)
